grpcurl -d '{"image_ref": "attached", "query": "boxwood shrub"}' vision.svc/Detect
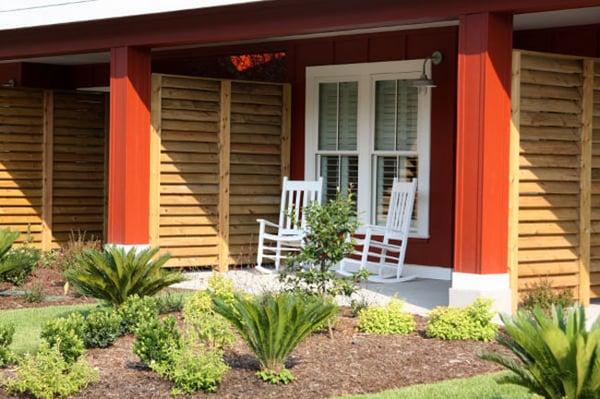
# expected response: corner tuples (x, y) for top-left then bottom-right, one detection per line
(426, 298), (497, 341)
(83, 308), (122, 348)
(357, 299), (415, 335)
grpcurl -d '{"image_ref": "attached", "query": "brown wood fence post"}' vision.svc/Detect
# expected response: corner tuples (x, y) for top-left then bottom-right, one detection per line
(579, 59), (594, 305)
(41, 90), (54, 251)
(217, 80), (231, 272)
(281, 84), (292, 179)
(509, 50), (521, 313)
(149, 74), (162, 249)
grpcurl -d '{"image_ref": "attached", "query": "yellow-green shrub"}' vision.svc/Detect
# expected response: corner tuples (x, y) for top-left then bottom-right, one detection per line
(183, 290), (235, 350)
(357, 299), (415, 335)
(426, 298), (497, 341)
(3, 342), (98, 399)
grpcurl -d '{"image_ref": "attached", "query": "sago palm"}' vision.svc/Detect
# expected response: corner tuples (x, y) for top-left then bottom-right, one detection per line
(481, 306), (600, 399)
(0, 230), (21, 279)
(65, 246), (184, 306)
(213, 292), (337, 383)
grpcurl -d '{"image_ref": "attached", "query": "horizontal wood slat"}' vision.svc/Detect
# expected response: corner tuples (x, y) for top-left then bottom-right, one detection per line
(0, 87), (107, 248)
(152, 74), (291, 268)
(513, 50), (595, 301)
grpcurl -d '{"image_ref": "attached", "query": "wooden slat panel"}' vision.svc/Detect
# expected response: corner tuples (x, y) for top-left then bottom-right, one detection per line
(0, 88), (44, 246)
(51, 91), (106, 244)
(157, 76), (222, 267)
(153, 76), (290, 268)
(590, 60), (600, 296)
(515, 51), (591, 301)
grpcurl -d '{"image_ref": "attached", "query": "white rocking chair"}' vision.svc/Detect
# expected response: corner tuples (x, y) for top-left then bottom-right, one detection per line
(339, 178), (417, 283)
(255, 176), (323, 274)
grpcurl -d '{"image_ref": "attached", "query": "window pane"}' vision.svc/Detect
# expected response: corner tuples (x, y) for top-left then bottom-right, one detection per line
(374, 80), (418, 151)
(338, 82), (358, 151)
(375, 156), (418, 226)
(318, 81), (357, 151)
(319, 155), (358, 202)
(318, 83), (338, 150)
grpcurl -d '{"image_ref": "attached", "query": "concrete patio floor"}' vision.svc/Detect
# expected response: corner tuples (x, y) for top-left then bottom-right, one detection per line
(172, 268), (450, 316)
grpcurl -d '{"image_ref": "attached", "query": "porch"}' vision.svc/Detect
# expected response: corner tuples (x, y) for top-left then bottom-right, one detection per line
(172, 269), (451, 316)
(1, 1), (600, 312)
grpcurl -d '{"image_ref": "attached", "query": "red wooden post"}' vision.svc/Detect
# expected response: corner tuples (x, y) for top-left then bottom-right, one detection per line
(452, 12), (513, 311)
(107, 46), (151, 246)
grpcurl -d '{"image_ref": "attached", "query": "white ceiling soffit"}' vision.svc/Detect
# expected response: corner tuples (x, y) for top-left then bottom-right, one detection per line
(0, 0), (263, 31)
(514, 6), (600, 31)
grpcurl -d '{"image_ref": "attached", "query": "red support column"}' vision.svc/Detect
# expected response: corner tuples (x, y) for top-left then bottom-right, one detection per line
(452, 12), (513, 311)
(107, 46), (151, 245)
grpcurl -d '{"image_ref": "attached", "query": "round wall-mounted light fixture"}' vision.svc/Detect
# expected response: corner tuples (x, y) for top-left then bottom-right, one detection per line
(412, 51), (443, 89)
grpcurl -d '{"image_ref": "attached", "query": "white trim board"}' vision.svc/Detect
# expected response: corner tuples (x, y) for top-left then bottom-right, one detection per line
(403, 264), (451, 280)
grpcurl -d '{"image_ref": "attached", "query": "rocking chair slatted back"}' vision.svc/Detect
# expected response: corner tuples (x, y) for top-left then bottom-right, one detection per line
(278, 177), (323, 235)
(385, 178), (417, 242)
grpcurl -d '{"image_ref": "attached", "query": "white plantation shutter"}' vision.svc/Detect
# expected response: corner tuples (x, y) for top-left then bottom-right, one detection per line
(375, 156), (418, 226)
(375, 80), (418, 151)
(320, 155), (358, 201)
(373, 80), (420, 228)
(317, 81), (358, 202)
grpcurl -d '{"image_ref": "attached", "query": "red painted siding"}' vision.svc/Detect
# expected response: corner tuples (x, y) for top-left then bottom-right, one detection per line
(515, 23), (600, 57)
(287, 27), (458, 268)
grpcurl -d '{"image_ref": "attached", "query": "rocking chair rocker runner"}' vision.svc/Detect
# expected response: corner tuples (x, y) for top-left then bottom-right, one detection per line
(255, 176), (323, 274)
(339, 178), (417, 283)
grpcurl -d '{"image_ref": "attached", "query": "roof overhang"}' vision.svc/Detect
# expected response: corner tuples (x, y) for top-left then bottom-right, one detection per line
(0, 0), (597, 61)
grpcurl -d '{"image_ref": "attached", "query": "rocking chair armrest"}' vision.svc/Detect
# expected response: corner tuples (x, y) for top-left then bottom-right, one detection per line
(256, 219), (280, 229)
(362, 240), (404, 253)
(362, 224), (404, 237)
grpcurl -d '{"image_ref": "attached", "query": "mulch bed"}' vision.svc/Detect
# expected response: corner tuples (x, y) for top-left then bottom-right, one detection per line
(1, 313), (510, 399)
(0, 267), (96, 310)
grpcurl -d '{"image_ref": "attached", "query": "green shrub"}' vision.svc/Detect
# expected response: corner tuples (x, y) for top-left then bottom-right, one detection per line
(280, 192), (364, 300)
(2, 341), (98, 399)
(152, 344), (229, 395)
(132, 315), (181, 367)
(0, 229), (19, 260)
(207, 273), (235, 304)
(155, 292), (188, 314)
(183, 290), (235, 350)
(117, 294), (159, 334)
(65, 246), (184, 306)
(0, 322), (15, 368)
(83, 308), (121, 348)
(24, 282), (45, 303)
(0, 244), (41, 286)
(213, 292), (337, 384)
(350, 296), (369, 317)
(40, 312), (86, 364)
(520, 278), (574, 313)
(482, 306), (600, 399)
(358, 299), (416, 335)
(426, 298), (498, 342)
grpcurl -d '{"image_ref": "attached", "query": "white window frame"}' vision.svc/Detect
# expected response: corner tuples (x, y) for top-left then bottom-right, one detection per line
(305, 59), (431, 238)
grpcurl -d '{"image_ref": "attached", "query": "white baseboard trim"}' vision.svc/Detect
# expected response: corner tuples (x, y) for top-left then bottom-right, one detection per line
(105, 243), (151, 253)
(402, 264), (452, 280)
(451, 272), (510, 290)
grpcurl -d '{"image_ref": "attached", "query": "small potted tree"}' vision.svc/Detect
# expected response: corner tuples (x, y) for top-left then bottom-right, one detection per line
(279, 189), (367, 337)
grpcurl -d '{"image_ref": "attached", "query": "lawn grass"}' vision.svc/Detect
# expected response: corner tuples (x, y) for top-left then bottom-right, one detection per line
(1, 303), (98, 354)
(340, 372), (535, 399)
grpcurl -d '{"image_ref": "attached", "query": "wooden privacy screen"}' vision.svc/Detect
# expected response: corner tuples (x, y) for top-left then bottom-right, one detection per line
(510, 50), (599, 305)
(0, 89), (44, 246)
(0, 87), (107, 250)
(149, 74), (291, 269)
(592, 61), (600, 297)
